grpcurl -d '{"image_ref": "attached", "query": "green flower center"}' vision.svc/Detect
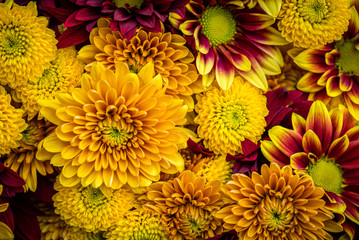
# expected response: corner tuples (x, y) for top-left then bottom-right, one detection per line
(219, 103), (248, 129)
(262, 197), (293, 231)
(81, 187), (108, 209)
(307, 158), (343, 194)
(36, 63), (62, 90)
(0, 25), (28, 59)
(199, 6), (236, 46)
(335, 39), (359, 76)
(113, 0), (144, 9)
(102, 126), (130, 146)
(299, 0), (329, 23)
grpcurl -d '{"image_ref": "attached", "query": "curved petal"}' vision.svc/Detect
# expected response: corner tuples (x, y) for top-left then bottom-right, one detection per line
(243, 26), (288, 45)
(179, 20), (200, 36)
(336, 140), (359, 169)
(236, 13), (275, 31)
(290, 152), (310, 170)
(292, 113), (306, 136)
(339, 73), (353, 92)
(302, 130), (323, 158)
(260, 140), (290, 165)
(324, 191), (347, 214)
(297, 72), (325, 92)
(215, 51), (235, 90)
(268, 126), (303, 157)
(326, 76), (342, 97)
(343, 199), (359, 224)
(344, 94), (359, 120)
(196, 49), (215, 75)
(218, 45), (251, 72)
(347, 78), (359, 104)
(327, 135), (350, 160)
(258, 0), (282, 17)
(306, 101), (333, 153)
(194, 25), (210, 54)
(294, 49), (331, 73)
(317, 68), (338, 86)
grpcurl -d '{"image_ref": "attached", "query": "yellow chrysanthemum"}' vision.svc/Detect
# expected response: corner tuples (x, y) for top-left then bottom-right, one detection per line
(0, 185), (14, 240)
(182, 149), (233, 184)
(216, 163), (343, 240)
(146, 170), (223, 240)
(0, 86), (27, 156)
(63, 226), (106, 240)
(0, 1), (57, 88)
(39, 62), (188, 189)
(278, 0), (350, 48)
(38, 207), (67, 240)
(12, 47), (84, 120)
(194, 76), (268, 155)
(53, 178), (135, 232)
(105, 208), (169, 240)
(78, 18), (202, 111)
(5, 118), (55, 192)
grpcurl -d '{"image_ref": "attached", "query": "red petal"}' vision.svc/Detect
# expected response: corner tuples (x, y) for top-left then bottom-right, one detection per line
(344, 169), (359, 185)
(196, 49), (215, 75)
(114, 8), (132, 21)
(57, 25), (90, 48)
(302, 130), (323, 157)
(261, 140), (290, 166)
(236, 12), (275, 31)
(75, 7), (101, 21)
(135, 14), (156, 29)
(215, 51), (235, 90)
(64, 10), (84, 28)
(348, 79), (359, 104)
(326, 76), (342, 97)
(324, 191), (347, 214)
(268, 126), (303, 157)
(317, 68), (338, 86)
(137, 2), (154, 16)
(343, 199), (359, 224)
(294, 49), (331, 73)
(194, 25), (210, 54)
(297, 72), (324, 92)
(336, 140), (359, 169)
(327, 135), (349, 159)
(290, 152), (310, 170)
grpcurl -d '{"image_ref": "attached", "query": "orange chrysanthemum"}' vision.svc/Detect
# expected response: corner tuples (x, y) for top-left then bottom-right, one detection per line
(0, 1), (57, 88)
(0, 86), (27, 156)
(12, 47), (84, 120)
(5, 118), (55, 191)
(146, 170), (223, 239)
(38, 62), (188, 189)
(78, 18), (202, 111)
(216, 163), (342, 240)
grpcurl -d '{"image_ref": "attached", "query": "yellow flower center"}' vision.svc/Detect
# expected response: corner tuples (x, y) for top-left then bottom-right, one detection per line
(298, 0), (329, 23)
(81, 187), (108, 209)
(307, 158), (343, 194)
(335, 39), (359, 76)
(199, 6), (236, 46)
(261, 197), (294, 232)
(0, 25), (28, 59)
(221, 104), (248, 129)
(99, 118), (132, 147)
(36, 65), (62, 90)
(113, 0), (144, 8)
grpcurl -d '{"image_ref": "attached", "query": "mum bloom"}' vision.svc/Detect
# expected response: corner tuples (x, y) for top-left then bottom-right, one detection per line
(53, 178), (135, 232)
(194, 76), (268, 155)
(278, 0), (350, 48)
(216, 163), (342, 239)
(0, 86), (27, 156)
(5, 119), (54, 192)
(0, 1), (57, 88)
(105, 209), (169, 240)
(39, 62), (188, 188)
(12, 47), (84, 120)
(172, 0), (287, 90)
(293, 6), (359, 120)
(261, 101), (359, 237)
(78, 18), (201, 111)
(146, 170), (223, 239)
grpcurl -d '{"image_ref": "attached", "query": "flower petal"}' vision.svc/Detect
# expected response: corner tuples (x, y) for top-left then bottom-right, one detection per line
(290, 152), (310, 170)
(302, 130), (323, 158)
(297, 72), (325, 92)
(194, 25), (210, 54)
(324, 191), (347, 214)
(326, 76), (342, 97)
(268, 126), (303, 157)
(294, 49), (331, 73)
(328, 135), (350, 160)
(215, 51), (235, 90)
(336, 140), (359, 169)
(179, 20), (200, 36)
(339, 73), (353, 92)
(196, 49), (215, 75)
(260, 140), (289, 166)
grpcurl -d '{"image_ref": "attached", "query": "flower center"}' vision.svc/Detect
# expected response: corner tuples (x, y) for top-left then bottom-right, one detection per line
(81, 187), (108, 209)
(113, 0), (144, 9)
(0, 25), (29, 59)
(99, 118), (132, 147)
(298, 0), (329, 23)
(335, 39), (359, 76)
(199, 6), (236, 46)
(307, 158), (343, 194)
(36, 63), (62, 90)
(219, 103), (248, 129)
(86, 231), (106, 240)
(261, 197), (294, 232)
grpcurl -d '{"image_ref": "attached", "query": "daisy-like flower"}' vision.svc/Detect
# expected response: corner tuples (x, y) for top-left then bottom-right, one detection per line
(0, 86), (27, 156)
(78, 18), (202, 111)
(194, 76), (268, 155)
(182, 149), (233, 184)
(145, 170), (223, 239)
(53, 178), (135, 232)
(105, 208), (169, 240)
(261, 100), (359, 238)
(12, 47), (84, 120)
(171, 0), (287, 90)
(38, 62), (188, 189)
(63, 226), (107, 240)
(5, 119), (55, 192)
(278, 0), (350, 48)
(0, 1), (57, 88)
(216, 163), (342, 239)
(292, 6), (359, 120)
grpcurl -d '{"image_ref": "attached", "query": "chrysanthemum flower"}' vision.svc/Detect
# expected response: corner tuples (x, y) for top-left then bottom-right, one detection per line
(78, 18), (202, 111)
(0, 185), (14, 240)
(292, 6), (359, 120)
(0, 86), (27, 156)
(261, 100), (359, 237)
(171, 0), (287, 90)
(38, 62), (188, 189)
(40, 0), (189, 48)
(0, 1), (57, 88)
(216, 163), (342, 239)
(145, 170), (223, 239)
(38, 208), (67, 240)
(182, 149), (233, 184)
(278, 0), (350, 48)
(12, 47), (84, 120)
(5, 119), (55, 192)
(53, 178), (135, 232)
(63, 226), (107, 240)
(194, 76), (268, 155)
(105, 208), (169, 240)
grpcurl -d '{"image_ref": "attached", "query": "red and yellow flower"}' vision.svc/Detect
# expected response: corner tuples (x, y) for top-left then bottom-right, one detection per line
(171, 0), (287, 90)
(261, 100), (359, 239)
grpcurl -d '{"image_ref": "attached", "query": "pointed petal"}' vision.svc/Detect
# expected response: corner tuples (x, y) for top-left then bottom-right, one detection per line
(328, 135), (350, 159)
(339, 73), (353, 92)
(268, 126), (303, 157)
(236, 13), (275, 31)
(194, 25), (210, 54)
(343, 200), (359, 224)
(290, 152), (310, 170)
(292, 113), (307, 136)
(336, 140), (359, 169)
(347, 78), (359, 104)
(260, 140), (290, 166)
(297, 72), (325, 92)
(326, 76), (342, 97)
(294, 49), (331, 73)
(243, 26), (288, 45)
(215, 52), (235, 90)
(196, 49), (215, 75)
(258, 0), (282, 17)
(179, 20), (200, 35)
(324, 191), (347, 214)
(302, 130), (323, 157)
